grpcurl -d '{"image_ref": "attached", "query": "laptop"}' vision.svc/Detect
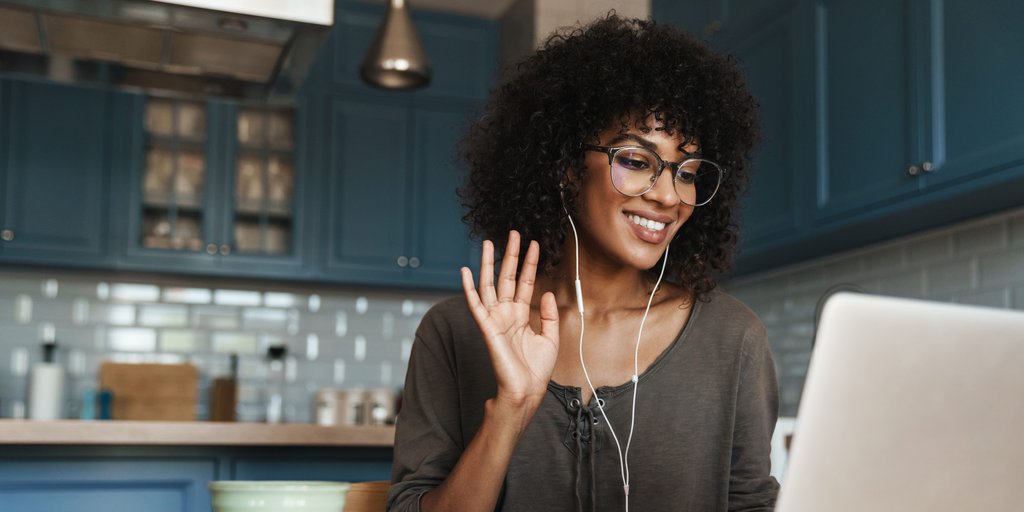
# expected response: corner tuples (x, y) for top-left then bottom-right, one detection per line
(776, 292), (1024, 512)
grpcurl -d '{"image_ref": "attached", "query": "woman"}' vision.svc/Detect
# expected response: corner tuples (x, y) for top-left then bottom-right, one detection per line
(388, 14), (779, 512)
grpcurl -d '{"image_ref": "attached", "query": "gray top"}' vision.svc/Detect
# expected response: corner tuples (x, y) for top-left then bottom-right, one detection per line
(388, 289), (780, 511)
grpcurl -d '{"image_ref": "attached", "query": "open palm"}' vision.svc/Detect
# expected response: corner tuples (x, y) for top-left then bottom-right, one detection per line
(461, 231), (560, 406)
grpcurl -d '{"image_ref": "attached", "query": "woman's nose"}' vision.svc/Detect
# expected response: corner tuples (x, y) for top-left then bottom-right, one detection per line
(643, 168), (679, 206)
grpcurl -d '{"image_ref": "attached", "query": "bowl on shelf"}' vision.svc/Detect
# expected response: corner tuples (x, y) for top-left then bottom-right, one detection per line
(209, 481), (351, 511)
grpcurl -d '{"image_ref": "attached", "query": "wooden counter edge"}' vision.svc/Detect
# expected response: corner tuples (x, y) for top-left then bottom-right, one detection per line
(0, 420), (396, 447)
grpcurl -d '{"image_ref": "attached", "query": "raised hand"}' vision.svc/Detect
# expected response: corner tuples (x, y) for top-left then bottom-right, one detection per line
(461, 231), (560, 411)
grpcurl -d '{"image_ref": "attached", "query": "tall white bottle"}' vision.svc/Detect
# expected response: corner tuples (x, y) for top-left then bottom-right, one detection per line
(28, 341), (65, 420)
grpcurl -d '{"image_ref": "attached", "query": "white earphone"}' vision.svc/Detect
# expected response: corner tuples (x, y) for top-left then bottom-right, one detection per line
(561, 189), (670, 512)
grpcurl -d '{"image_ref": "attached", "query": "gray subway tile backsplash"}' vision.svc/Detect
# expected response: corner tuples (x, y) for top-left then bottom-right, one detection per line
(163, 287), (213, 304)
(110, 283), (161, 302)
(192, 306), (241, 330)
(906, 234), (952, 265)
(953, 220), (1008, 256)
(1011, 218), (1024, 246)
(138, 304), (189, 327)
(977, 247), (1024, 288)
(0, 267), (450, 421)
(926, 259), (975, 296)
(724, 206), (1024, 417)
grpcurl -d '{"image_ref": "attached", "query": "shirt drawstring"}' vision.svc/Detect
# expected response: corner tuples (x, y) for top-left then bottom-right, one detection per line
(571, 399), (601, 512)
(574, 404), (584, 512)
(586, 406), (597, 512)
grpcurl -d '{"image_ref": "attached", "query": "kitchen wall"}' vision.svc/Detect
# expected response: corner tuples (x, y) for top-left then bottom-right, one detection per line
(725, 206), (1024, 417)
(0, 270), (451, 422)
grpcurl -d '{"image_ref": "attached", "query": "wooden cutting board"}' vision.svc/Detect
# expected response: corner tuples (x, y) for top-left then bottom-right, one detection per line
(98, 362), (199, 421)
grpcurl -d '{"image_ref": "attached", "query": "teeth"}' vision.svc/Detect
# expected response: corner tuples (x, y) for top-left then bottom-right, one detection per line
(627, 214), (666, 231)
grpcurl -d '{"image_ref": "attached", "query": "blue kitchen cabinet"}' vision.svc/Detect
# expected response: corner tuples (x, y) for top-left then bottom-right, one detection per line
(231, 448), (392, 482)
(117, 94), (310, 279)
(725, 5), (814, 248)
(918, 0), (1024, 194)
(654, 0), (1024, 275)
(0, 78), (113, 267)
(324, 97), (475, 289)
(408, 104), (479, 287)
(810, 0), (928, 223)
(0, 445), (394, 512)
(0, 456), (215, 512)
(789, 0), (1024, 253)
(325, 98), (411, 284)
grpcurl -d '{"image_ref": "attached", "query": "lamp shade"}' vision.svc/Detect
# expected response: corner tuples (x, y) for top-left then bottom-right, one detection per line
(360, 0), (432, 90)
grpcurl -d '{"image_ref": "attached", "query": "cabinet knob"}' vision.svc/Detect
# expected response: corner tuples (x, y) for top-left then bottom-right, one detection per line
(907, 161), (936, 176)
(219, 244), (231, 256)
(206, 243), (218, 255)
(397, 256), (409, 268)
(409, 257), (421, 268)
(1, 229), (12, 242)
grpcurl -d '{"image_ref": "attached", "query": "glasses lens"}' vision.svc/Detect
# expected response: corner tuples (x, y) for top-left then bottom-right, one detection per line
(609, 147), (658, 196)
(674, 159), (723, 206)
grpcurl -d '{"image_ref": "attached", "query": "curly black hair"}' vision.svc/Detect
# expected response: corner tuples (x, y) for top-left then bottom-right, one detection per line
(460, 14), (759, 300)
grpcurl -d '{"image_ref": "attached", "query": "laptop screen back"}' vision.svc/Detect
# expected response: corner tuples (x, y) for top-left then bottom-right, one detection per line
(776, 292), (1024, 512)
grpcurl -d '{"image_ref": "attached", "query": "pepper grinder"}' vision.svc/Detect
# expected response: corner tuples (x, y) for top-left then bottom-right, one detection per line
(264, 345), (287, 424)
(28, 341), (65, 420)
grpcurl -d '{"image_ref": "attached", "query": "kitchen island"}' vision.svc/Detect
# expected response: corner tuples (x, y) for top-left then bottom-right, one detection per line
(0, 420), (394, 512)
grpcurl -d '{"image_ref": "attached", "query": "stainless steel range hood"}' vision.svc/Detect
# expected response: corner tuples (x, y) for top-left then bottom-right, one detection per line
(0, 0), (333, 103)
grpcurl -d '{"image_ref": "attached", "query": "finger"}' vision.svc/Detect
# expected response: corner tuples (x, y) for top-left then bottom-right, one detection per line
(514, 240), (540, 305)
(478, 240), (497, 307)
(462, 267), (493, 327)
(463, 267), (511, 358)
(538, 291), (560, 345)
(496, 230), (521, 302)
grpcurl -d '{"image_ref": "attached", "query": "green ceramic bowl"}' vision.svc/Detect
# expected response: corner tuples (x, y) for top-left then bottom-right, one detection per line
(209, 481), (351, 511)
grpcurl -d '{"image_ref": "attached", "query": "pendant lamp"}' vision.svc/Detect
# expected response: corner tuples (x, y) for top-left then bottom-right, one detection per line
(360, 0), (432, 90)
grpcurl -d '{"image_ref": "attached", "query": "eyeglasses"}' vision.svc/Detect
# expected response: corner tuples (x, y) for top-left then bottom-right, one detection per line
(584, 144), (725, 207)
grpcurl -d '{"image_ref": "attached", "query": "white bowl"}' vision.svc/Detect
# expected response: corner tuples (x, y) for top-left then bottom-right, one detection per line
(209, 481), (351, 511)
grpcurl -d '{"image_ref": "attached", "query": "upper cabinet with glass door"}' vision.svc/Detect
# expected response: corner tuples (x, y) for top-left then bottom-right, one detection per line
(140, 98), (211, 253)
(126, 95), (305, 278)
(232, 107), (296, 258)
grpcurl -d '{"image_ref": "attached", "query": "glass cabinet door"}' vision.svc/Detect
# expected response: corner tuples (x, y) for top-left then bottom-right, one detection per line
(140, 98), (209, 252)
(232, 107), (295, 256)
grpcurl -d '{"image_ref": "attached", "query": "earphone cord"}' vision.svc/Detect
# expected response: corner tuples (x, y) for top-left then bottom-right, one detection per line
(563, 205), (670, 512)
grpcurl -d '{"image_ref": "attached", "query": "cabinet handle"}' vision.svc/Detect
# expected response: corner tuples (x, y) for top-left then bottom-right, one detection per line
(921, 161), (934, 173)
(907, 164), (921, 176)
(409, 257), (421, 268)
(206, 243), (218, 255)
(219, 244), (231, 256)
(1, 229), (12, 242)
(397, 256), (409, 268)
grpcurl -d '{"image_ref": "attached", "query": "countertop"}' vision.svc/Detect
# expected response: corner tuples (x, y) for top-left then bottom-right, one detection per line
(0, 420), (395, 447)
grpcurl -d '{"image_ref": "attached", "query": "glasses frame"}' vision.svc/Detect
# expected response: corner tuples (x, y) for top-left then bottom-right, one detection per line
(584, 144), (725, 207)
